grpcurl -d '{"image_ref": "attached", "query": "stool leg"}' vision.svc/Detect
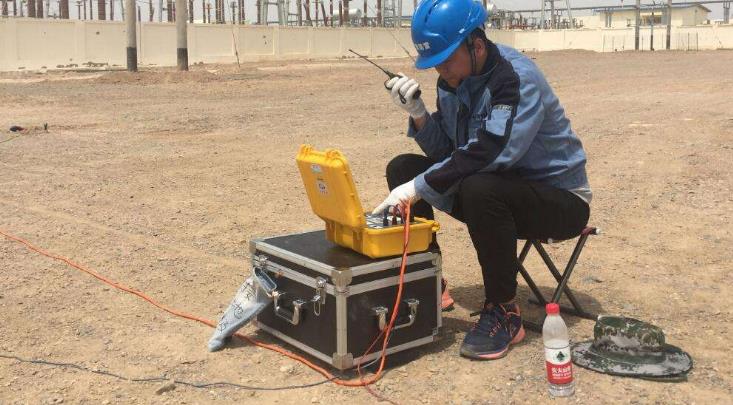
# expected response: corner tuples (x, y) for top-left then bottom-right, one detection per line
(517, 240), (548, 306)
(531, 238), (597, 320)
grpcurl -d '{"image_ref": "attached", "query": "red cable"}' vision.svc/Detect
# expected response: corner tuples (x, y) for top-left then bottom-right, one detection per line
(0, 205), (414, 395)
(356, 204), (411, 404)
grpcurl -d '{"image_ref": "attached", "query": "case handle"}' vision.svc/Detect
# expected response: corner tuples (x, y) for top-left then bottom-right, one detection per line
(372, 298), (420, 331)
(272, 291), (306, 326)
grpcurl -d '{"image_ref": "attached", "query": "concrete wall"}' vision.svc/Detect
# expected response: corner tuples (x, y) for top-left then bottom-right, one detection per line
(509, 25), (733, 53)
(2, 18), (733, 71)
(0, 18), (420, 70)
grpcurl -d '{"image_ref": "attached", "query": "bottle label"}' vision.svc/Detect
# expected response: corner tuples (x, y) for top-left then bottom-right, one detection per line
(545, 346), (573, 385)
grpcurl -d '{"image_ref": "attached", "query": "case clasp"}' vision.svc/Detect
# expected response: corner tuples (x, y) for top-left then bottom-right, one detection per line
(311, 277), (327, 316)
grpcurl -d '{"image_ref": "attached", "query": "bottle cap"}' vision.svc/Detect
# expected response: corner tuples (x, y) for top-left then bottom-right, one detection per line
(546, 303), (560, 315)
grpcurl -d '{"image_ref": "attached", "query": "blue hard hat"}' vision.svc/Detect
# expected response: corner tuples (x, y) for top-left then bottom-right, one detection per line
(411, 0), (488, 69)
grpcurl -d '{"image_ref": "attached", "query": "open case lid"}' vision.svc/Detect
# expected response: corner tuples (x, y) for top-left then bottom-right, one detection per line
(296, 145), (366, 229)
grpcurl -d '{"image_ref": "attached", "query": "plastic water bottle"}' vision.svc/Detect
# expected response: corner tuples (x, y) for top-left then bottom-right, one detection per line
(543, 303), (575, 397)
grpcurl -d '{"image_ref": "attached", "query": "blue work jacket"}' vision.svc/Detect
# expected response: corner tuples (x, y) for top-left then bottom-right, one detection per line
(409, 41), (592, 213)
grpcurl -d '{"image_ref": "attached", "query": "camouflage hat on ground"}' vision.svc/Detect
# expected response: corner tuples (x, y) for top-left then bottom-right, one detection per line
(571, 316), (693, 381)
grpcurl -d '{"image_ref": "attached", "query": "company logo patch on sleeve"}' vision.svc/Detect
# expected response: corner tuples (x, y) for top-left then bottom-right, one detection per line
(492, 104), (513, 112)
(486, 107), (512, 137)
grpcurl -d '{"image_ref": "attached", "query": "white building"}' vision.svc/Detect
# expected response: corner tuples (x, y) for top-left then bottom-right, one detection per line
(573, 4), (712, 29)
(596, 4), (712, 28)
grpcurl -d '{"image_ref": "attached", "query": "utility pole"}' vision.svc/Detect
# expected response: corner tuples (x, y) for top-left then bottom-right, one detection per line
(176, 0), (188, 69)
(550, 0), (555, 28)
(344, 0), (349, 26)
(148, 0), (152, 21)
(110, 0), (114, 20)
(540, 0), (545, 29)
(88, 0), (92, 19)
(202, 0), (206, 22)
(650, 3), (655, 51)
(665, 0), (671, 48)
(305, 0), (312, 25)
(126, 0), (137, 71)
(320, 0), (326, 25)
(60, 0), (68, 17)
(188, 0), (192, 22)
(635, 0), (640, 50)
(377, 0), (381, 26)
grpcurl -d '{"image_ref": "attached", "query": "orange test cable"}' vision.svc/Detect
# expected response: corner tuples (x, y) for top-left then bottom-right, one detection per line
(0, 207), (414, 392)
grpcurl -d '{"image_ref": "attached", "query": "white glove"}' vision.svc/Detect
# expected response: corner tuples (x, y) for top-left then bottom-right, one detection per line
(372, 179), (420, 215)
(386, 73), (427, 120)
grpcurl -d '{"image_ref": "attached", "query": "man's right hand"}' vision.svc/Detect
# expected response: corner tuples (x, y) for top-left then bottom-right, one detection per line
(386, 73), (428, 120)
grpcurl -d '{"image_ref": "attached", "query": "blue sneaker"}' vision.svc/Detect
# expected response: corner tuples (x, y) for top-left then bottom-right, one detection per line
(460, 302), (525, 360)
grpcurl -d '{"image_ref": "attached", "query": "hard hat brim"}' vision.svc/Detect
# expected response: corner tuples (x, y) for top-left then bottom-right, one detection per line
(414, 39), (463, 70)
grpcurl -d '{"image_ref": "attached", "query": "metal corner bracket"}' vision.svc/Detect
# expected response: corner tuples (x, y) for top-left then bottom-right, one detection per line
(332, 353), (354, 370)
(331, 268), (353, 288)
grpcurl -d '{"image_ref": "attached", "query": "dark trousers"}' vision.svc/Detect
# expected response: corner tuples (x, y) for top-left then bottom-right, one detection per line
(386, 154), (590, 304)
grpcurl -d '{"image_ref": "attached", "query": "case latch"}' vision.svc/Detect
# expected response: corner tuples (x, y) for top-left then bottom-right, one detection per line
(311, 277), (327, 316)
(253, 254), (269, 271)
(372, 298), (420, 331)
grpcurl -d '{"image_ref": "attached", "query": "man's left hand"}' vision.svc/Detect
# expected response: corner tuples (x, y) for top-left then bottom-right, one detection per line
(372, 179), (420, 215)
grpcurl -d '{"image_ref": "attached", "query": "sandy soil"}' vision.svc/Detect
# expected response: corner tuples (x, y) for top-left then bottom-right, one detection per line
(1, 50), (732, 404)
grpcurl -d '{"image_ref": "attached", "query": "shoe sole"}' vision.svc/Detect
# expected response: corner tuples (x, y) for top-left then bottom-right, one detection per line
(459, 326), (526, 360)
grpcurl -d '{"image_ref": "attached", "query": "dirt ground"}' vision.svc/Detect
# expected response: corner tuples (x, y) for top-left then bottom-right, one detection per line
(1, 49), (732, 404)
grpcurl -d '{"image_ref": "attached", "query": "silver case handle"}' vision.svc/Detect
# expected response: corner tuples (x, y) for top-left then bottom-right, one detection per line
(272, 291), (306, 326)
(372, 298), (420, 331)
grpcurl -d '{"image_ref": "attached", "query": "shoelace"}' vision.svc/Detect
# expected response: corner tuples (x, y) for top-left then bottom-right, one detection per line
(470, 303), (522, 337)
(470, 305), (507, 337)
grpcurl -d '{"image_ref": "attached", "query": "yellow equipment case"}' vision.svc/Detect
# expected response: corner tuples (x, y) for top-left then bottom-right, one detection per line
(296, 145), (439, 258)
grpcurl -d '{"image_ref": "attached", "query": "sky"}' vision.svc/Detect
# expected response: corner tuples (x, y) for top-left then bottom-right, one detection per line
(16, 1), (727, 23)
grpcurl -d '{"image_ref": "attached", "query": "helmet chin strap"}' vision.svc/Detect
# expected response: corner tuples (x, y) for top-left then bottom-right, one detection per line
(466, 36), (477, 76)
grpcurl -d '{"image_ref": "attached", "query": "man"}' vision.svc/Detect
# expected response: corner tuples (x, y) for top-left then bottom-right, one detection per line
(372, 0), (591, 360)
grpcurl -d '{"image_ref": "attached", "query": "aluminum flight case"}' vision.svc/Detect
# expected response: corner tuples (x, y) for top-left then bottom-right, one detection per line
(250, 230), (442, 370)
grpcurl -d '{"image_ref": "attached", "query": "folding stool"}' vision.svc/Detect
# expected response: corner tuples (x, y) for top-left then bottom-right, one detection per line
(518, 226), (599, 332)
